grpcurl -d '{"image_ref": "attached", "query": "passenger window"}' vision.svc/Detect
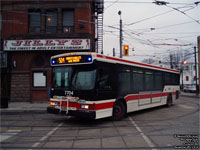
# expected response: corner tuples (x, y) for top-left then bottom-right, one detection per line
(118, 68), (131, 95)
(155, 72), (162, 90)
(145, 70), (153, 91)
(133, 69), (144, 92)
(164, 73), (171, 85)
(97, 69), (112, 90)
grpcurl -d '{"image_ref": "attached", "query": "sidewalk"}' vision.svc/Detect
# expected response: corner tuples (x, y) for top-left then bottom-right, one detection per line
(0, 102), (49, 113)
(180, 92), (200, 98)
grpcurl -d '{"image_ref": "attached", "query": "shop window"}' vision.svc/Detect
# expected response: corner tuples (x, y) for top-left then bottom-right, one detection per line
(33, 72), (47, 88)
(186, 76), (189, 81)
(29, 11), (41, 33)
(63, 10), (74, 33)
(46, 11), (57, 33)
(0, 52), (7, 68)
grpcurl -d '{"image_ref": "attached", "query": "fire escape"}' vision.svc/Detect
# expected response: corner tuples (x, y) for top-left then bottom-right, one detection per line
(95, 0), (104, 54)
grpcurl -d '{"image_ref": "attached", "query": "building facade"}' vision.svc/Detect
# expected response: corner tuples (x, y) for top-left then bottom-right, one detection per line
(0, 0), (104, 102)
(181, 63), (199, 87)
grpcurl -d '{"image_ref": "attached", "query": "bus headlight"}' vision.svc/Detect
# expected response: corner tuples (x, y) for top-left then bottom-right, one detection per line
(81, 104), (89, 109)
(50, 102), (57, 106)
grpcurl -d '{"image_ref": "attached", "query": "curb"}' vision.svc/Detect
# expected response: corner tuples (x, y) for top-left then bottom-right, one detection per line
(0, 109), (47, 114)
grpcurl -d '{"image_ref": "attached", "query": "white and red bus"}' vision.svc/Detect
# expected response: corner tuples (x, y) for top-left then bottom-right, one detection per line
(47, 52), (180, 120)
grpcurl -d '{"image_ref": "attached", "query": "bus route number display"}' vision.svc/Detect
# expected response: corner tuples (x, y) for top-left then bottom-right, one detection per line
(58, 56), (82, 64)
(51, 55), (92, 65)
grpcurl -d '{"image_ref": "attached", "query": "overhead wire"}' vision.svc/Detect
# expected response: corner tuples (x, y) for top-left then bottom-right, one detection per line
(105, 1), (194, 5)
(103, 1), (199, 60)
(165, 5), (200, 24)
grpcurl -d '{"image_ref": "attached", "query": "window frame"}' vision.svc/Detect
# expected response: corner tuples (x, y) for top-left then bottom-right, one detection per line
(62, 10), (74, 33)
(0, 51), (7, 68)
(46, 10), (58, 33)
(29, 10), (41, 34)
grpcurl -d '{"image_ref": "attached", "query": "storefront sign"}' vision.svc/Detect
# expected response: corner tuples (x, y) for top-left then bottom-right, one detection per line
(3, 39), (91, 51)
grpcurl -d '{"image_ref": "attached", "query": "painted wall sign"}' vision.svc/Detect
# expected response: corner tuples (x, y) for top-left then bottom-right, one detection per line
(3, 39), (91, 51)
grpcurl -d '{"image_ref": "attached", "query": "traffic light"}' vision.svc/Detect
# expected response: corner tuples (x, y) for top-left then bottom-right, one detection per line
(123, 45), (129, 56)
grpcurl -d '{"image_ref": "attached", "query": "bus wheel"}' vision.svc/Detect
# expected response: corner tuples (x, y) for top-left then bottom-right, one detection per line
(166, 95), (172, 107)
(112, 101), (125, 121)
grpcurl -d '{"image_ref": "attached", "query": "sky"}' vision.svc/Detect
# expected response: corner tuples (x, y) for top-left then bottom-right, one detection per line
(103, 0), (200, 63)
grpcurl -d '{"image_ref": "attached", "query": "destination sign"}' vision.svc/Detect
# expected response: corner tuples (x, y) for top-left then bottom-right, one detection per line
(51, 55), (92, 65)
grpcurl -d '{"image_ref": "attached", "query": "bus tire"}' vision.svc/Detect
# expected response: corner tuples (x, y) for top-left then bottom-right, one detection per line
(112, 100), (125, 121)
(166, 94), (173, 107)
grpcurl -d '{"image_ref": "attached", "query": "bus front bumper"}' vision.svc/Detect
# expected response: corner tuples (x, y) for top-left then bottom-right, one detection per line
(47, 106), (96, 119)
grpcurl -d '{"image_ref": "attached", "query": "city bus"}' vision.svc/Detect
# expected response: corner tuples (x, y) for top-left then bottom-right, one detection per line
(47, 52), (180, 120)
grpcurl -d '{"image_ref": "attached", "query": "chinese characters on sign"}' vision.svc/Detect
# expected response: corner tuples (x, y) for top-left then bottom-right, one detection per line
(3, 39), (91, 51)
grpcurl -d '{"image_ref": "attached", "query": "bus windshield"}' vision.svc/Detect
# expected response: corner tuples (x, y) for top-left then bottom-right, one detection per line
(53, 65), (96, 90)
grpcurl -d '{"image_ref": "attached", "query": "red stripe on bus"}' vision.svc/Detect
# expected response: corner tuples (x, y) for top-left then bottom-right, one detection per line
(95, 101), (115, 110)
(96, 54), (179, 73)
(125, 92), (172, 102)
(52, 92), (176, 111)
(152, 93), (162, 98)
(125, 95), (139, 101)
(139, 94), (151, 99)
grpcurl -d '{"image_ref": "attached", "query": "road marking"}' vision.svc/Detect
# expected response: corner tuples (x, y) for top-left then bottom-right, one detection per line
(28, 122), (63, 150)
(0, 130), (21, 142)
(178, 104), (194, 109)
(129, 116), (157, 150)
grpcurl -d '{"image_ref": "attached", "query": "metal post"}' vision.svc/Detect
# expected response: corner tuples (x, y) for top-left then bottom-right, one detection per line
(113, 48), (115, 57)
(194, 46), (199, 95)
(182, 68), (184, 91)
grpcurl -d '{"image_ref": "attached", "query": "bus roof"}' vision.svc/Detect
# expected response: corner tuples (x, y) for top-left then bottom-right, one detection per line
(51, 52), (180, 74)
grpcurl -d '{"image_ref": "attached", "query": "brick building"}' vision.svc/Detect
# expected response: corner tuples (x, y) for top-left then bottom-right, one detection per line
(0, 0), (104, 103)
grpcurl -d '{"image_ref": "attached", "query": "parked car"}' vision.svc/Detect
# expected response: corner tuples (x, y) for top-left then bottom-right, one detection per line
(184, 85), (196, 93)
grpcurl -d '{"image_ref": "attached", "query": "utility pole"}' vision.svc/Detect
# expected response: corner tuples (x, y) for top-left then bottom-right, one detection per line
(118, 10), (123, 58)
(194, 46), (199, 95)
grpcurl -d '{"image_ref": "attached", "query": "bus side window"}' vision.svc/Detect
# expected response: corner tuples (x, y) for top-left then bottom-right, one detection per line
(118, 67), (131, 95)
(155, 72), (162, 90)
(133, 69), (144, 92)
(97, 69), (112, 90)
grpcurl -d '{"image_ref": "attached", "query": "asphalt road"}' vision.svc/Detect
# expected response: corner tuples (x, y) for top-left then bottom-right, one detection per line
(0, 93), (199, 150)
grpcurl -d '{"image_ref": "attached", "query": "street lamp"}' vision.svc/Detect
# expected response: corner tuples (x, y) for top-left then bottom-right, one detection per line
(181, 60), (187, 91)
